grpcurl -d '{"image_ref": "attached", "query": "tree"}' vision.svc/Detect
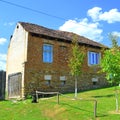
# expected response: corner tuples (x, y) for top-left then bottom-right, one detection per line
(100, 33), (120, 112)
(69, 35), (85, 98)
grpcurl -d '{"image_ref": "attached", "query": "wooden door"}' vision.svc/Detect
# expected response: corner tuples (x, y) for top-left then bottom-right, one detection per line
(8, 73), (22, 98)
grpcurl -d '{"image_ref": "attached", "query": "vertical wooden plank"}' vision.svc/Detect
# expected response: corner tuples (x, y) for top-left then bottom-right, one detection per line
(94, 100), (97, 118)
(8, 73), (22, 98)
(36, 91), (38, 103)
(57, 92), (59, 104)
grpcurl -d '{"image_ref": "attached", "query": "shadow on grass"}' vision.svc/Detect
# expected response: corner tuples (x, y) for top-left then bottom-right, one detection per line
(96, 114), (108, 118)
(92, 94), (114, 98)
(0, 99), (9, 102)
(61, 102), (93, 113)
(60, 102), (108, 118)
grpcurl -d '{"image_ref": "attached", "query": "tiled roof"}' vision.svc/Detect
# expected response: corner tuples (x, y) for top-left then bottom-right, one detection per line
(19, 22), (106, 48)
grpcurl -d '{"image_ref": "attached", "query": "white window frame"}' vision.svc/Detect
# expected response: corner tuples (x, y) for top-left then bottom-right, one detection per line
(92, 78), (98, 85)
(44, 75), (51, 86)
(61, 81), (66, 86)
(60, 76), (66, 86)
(60, 76), (66, 81)
(43, 44), (53, 63)
(44, 75), (52, 80)
(88, 51), (101, 66)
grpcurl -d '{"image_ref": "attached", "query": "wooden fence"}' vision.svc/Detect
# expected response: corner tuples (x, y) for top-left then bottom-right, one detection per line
(34, 91), (97, 118)
(0, 70), (6, 100)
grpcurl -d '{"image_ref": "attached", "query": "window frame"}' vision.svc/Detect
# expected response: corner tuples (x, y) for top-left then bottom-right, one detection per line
(88, 51), (101, 66)
(45, 80), (51, 86)
(43, 44), (53, 63)
(61, 81), (66, 86)
(92, 77), (98, 86)
(60, 76), (66, 86)
(44, 75), (52, 86)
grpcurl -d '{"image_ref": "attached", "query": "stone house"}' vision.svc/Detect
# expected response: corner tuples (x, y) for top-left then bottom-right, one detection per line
(6, 22), (107, 99)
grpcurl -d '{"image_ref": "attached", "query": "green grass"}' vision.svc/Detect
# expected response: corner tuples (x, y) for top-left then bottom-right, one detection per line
(0, 86), (120, 120)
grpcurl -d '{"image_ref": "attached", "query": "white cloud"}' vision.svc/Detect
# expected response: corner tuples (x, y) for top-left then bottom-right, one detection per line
(0, 54), (6, 61)
(99, 9), (120, 23)
(0, 38), (7, 45)
(0, 61), (6, 71)
(60, 7), (120, 43)
(111, 31), (120, 37)
(88, 7), (120, 23)
(4, 22), (15, 26)
(0, 54), (6, 71)
(59, 18), (103, 42)
(87, 7), (102, 22)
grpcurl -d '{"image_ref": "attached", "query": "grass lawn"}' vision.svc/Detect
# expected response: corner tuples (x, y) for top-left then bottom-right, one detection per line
(0, 86), (120, 120)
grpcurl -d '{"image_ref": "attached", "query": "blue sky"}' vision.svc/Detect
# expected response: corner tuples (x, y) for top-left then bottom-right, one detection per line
(0, 0), (120, 70)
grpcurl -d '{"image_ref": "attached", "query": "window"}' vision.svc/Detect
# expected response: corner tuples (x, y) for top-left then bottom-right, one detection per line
(92, 78), (98, 85)
(43, 44), (53, 63)
(44, 75), (52, 80)
(88, 51), (100, 65)
(61, 81), (66, 86)
(60, 76), (66, 86)
(45, 80), (51, 86)
(44, 75), (51, 86)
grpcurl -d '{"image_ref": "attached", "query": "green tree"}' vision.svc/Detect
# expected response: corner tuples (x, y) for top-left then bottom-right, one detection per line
(69, 35), (85, 98)
(100, 33), (120, 112)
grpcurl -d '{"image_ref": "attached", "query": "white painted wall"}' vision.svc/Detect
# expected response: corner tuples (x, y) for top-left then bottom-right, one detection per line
(6, 23), (28, 98)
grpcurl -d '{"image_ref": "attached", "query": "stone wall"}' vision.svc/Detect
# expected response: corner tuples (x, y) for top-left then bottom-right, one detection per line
(24, 33), (107, 96)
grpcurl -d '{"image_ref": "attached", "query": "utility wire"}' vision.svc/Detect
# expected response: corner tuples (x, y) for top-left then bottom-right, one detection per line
(0, 0), (99, 30)
(0, 0), (66, 21)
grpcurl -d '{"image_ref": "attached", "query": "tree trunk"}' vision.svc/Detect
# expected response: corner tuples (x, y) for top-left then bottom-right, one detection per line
(115, 87), (119, 112)
(75, 76), (77, 98)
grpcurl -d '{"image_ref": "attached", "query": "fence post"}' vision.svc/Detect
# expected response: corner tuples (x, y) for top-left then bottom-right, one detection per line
(57, 92), (59, 104)
(94, 100), (97, 118)
(36, 91), (38, 103)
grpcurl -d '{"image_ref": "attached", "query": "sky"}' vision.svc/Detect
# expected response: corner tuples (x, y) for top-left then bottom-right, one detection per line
(0, 0), (120, 70)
